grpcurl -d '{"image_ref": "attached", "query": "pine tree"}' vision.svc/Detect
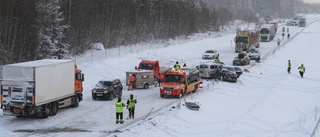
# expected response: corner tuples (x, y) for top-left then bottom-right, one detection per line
(36, 0), (68, 59)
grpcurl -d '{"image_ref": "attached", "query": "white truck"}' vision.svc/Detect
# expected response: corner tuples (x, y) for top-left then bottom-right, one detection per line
(0, 59), (84, 118)
(259, 24), (276, 42)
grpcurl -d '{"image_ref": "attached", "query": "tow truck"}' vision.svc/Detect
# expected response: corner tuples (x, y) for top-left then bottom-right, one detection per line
(160, 70), (202, 98)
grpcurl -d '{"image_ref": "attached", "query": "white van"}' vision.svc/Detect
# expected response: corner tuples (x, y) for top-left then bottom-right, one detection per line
(198, 62), (223, 79)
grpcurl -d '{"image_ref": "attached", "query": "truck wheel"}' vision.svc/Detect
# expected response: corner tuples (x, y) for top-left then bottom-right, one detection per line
(51, 102), (58, 116)
(49, 103), (54, 116)
(143, 83), (149, 89)
(73, 97), (79, 108)
(43, 104), (49, 118)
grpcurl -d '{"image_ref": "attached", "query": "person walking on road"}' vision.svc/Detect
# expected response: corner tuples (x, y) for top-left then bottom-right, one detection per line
(287, 33), (290, 39)
(298, 64), (305, 78)
(282, 32), (285, 39)
(277, 38), (281, 46)
(287, 60), (291, 74)
(115, 97), (125, 124)
(127, 94), (137, 119)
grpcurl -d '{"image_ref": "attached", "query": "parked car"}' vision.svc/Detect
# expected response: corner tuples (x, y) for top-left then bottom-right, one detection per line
(180, 67), (201, 83)
(248, 49), (261, 61)
(92, 79), (123, 100)
(202, 50), (219, 59)
(233, 51), (250, 66)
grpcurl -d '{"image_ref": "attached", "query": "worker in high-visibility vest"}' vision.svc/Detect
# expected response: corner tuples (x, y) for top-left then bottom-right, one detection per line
(298, 64), (305, 78)
(115, 97), (125, 124)
(127, 94), (137, 119)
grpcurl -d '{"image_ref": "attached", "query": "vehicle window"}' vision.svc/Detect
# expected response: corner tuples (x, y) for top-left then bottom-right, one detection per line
(210, 65), (215, 69)
(163, 75), (181, 82)
(138, 64), (153, 70)
(205, 50), (214, 53)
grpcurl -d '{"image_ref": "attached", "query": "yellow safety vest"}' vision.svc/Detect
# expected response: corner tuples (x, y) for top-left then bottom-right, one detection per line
(115, 102), (124, 113)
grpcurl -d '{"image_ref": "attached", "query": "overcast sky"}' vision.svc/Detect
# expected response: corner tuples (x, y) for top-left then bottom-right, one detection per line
(303, 0), (320, 3)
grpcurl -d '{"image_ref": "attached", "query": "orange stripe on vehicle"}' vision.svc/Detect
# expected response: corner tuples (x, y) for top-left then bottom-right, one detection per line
(32, 96), (35, 105)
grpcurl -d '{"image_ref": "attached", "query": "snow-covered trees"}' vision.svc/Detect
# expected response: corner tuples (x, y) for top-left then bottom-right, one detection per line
(36, 0), (68, 59)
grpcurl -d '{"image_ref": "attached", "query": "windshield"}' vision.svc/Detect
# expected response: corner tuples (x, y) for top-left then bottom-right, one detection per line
(96, 81), (112, 87)
(205, 50), (215, 53)
(260, 29), (270, 34)
(222, 66), (235, 72)
(163, 74), (182, 82)
(235, 37), (248, 43)
(138, 64), (153, 70)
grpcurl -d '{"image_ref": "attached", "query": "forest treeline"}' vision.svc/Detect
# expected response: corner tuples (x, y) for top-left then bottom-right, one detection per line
(0, 0), (319, 64)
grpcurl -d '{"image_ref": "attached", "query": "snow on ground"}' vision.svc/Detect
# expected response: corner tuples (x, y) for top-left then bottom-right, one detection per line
(0, 14), (320, 137)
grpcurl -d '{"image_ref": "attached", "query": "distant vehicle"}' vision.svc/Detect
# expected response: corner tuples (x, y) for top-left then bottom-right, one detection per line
(259, 24), (276, 42)
(202, 50), (219, 59)
(286, 20), (299, 26)
(248, 49), (261, 61)
(234, 29), (260, 53)
(180, 67), (201, 84)
(299, 18), (306, 27)
(92, 79), (123, 100)
(233, 51), (251, 66)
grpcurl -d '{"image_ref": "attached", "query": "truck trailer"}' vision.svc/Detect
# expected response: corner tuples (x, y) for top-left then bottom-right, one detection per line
(259, 24), (276, 42)
(0, 59), (84, 118)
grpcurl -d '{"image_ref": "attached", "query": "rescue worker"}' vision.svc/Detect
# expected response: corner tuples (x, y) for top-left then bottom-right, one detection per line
(127, 94), (137, 119)
(182, 63), (187, 67)
(173, 61), (181, 71)
(287, 33), (290, 39)
(155, 73), (164, 87)
(277, 38), (281, 46)
(215, 58), (220, 63)
(287, 60), (291, 74)
(298, 64), (305, 78)
(115, 97), (125, 124)
(128, 74), (136, 90)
